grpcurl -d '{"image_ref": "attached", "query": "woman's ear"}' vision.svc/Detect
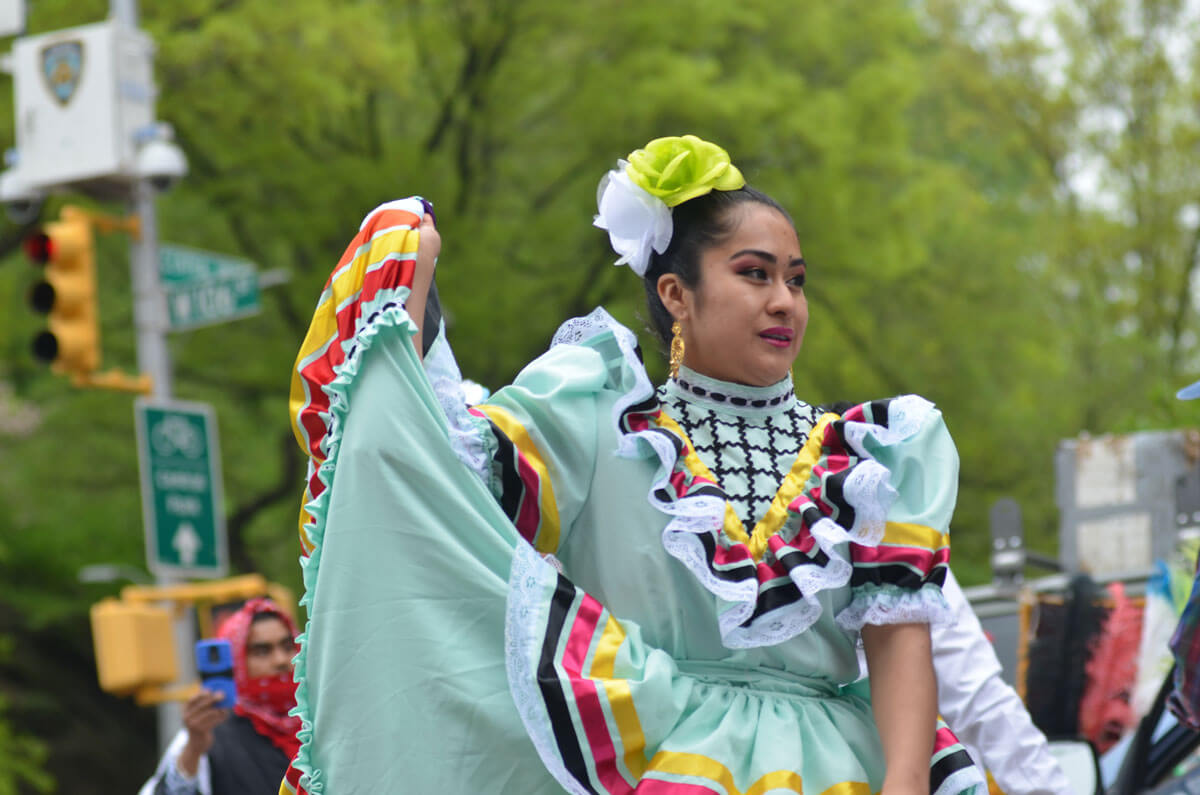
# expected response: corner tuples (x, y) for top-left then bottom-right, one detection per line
(657, 273), (689, 323)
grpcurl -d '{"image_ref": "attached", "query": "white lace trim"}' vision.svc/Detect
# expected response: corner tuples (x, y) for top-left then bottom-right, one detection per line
(834, 582), (952, 632)
(831, 458), (895, 546)
(659, 402), (935, 647)
(546, 311), (945, 650)
(551, 307), (655, 461)
(841, 394), (934, 458)
(504, 542), (591, 795)
(423, 321), (491, 482)
(934, 760), (988, 795)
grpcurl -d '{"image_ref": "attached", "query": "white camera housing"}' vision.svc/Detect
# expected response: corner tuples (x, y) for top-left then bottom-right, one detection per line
(0, 167), (46, 222)
(135, 138), (188, 192)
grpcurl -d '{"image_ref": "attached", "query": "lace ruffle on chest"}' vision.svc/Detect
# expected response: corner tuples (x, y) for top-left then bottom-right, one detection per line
(657, 366), (823, 533)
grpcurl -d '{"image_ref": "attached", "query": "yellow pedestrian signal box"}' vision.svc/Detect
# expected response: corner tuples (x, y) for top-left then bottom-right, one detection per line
(25, 205), (100, 379)
(89, 598), (177, 696)
(89, 574), (296, 705)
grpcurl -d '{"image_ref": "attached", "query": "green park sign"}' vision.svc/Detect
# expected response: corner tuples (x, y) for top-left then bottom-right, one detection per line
(159, 244), (260, 331)
(134, 398), (228, 578)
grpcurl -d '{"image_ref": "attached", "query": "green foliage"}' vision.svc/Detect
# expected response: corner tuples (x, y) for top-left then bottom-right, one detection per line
(4, 0), (1200, 788)
(0, 636), (52, 795)
(0, 697), (52, 794)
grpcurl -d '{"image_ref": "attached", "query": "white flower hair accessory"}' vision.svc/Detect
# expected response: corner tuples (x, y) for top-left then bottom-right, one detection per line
(593, 135), (746, 277)
(593, 161), (672, 277)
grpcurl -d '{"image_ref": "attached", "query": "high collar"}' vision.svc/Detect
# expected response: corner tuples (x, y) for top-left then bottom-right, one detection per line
(662, 365), (796, 415)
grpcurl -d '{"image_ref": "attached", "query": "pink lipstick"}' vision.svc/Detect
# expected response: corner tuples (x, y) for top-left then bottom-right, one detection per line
(760, 327), (793, 348)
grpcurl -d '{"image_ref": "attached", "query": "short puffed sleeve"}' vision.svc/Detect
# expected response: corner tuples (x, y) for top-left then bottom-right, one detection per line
(822, 396), (956, 630)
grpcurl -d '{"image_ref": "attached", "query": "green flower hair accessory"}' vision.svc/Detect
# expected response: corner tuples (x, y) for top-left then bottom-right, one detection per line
(594, 135), (746, 276)
(625, 135), (745, 208)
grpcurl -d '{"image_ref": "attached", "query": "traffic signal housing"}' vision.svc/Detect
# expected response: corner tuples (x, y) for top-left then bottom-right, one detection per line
(89, 598), (178, 696)
(26, 205), (100, 379)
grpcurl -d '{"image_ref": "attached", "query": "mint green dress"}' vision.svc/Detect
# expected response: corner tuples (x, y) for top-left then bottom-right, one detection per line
(283, 198), (985, 795)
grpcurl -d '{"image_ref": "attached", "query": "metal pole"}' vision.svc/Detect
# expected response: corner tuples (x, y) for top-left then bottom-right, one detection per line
(130, 181), (171, 398)
(133, 179), (193, 754)
(113, 0), (193, 754)
(110, 0), (137, 27)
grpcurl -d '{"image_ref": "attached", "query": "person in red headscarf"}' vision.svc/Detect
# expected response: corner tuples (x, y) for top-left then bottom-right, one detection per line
(140, 597), (301, 795)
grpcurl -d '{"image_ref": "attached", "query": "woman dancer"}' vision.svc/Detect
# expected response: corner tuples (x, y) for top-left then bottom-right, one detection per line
(284, 135), (984, 795)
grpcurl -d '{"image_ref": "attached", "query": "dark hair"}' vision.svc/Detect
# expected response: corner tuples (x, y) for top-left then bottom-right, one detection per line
(250, 610), (287, 626)
(642, 186), (793, 346)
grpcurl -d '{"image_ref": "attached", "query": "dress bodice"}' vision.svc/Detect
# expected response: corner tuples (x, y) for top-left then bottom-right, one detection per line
(657, 365), (824, 532)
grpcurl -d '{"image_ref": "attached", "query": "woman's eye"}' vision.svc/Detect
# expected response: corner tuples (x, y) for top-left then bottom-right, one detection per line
(789, 274), (806, 288)
(740, 268), (768, 280)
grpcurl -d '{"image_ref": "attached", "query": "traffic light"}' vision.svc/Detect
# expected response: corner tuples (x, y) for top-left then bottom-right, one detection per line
(89, 598), (178, 696)
(25, 205), (100, 379)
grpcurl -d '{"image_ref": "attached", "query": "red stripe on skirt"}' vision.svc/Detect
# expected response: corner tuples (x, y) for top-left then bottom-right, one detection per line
(360, 256), (415, 306)
(562, 593), (634, 794)
(513, 450), (543, 545)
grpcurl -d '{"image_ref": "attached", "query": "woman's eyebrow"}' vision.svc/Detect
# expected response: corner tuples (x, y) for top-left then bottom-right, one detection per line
(729, 248), (776, 262)
(728, 249), (806, 269)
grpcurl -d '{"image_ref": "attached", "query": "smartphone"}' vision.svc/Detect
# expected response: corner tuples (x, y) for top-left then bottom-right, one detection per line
(194, 639), (237, 708)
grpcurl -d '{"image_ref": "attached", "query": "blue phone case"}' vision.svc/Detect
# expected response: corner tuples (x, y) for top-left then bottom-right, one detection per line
(194, 639), (237, 707)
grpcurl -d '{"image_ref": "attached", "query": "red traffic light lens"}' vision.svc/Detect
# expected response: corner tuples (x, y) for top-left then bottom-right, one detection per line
(23, 232), (52, 264)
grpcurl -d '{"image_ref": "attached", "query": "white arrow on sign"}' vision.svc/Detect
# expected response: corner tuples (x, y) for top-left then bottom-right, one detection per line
(172, 522), (201, 567)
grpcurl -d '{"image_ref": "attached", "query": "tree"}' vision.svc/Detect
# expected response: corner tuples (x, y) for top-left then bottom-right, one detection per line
(0, 0), (1121, 788)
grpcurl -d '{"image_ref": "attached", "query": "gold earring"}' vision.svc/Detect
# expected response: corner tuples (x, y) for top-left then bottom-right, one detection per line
(669, 320), (685, 380)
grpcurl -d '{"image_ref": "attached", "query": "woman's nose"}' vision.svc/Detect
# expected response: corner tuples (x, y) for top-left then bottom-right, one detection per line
(766, 278), (793, 315)
(273, 646), (294, 670)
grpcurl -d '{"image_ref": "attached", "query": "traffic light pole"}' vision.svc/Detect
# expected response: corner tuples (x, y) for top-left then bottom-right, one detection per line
(130, 180), (172, 398)
(133, 130), (195, 760)
(137, 167), (192, 755)
(112, 0), (193, 754)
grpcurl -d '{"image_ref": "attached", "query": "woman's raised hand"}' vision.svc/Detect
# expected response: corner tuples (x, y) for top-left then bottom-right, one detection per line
(408, 212), (440, 360)
(415, 212), (440, 280)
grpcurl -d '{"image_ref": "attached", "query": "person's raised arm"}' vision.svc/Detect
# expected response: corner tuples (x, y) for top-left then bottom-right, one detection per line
(862, 622), (937, 795)
(407, 212), (440, 360)
(176, 689), (228, 778)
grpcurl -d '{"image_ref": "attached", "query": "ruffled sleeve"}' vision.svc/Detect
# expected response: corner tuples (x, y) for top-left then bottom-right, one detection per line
(828, 395), (956, 630)
(426, 310), (644, 557)
(465, 344), (613, 556)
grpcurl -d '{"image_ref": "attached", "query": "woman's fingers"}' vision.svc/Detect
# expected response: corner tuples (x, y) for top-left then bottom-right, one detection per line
(417, 212), (441, 267)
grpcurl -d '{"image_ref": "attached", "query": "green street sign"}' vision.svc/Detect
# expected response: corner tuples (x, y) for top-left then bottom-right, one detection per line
(134, 398), (227, 578)
(159, 244), (261, 331)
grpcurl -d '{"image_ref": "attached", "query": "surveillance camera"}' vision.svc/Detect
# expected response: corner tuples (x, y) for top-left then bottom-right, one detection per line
(134, 139), (188, 191)
(0, 169), (45, 223)
(5, 197), (43, 224)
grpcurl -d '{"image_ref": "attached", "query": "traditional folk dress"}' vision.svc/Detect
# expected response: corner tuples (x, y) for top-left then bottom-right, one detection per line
(282, 198), (986, 795)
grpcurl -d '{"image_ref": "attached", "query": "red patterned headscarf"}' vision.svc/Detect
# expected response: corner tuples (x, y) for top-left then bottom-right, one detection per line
(215, 597), (302, 758)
